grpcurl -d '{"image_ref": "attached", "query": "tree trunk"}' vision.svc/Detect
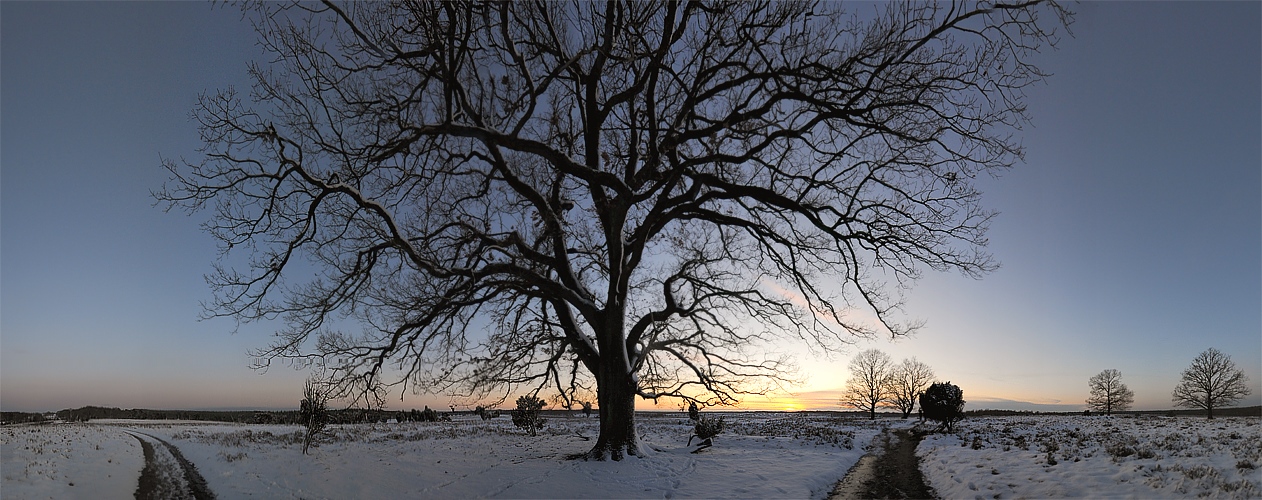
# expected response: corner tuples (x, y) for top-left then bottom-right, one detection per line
(1207, 403), (1214, 420)
(587, 362), (641, 460)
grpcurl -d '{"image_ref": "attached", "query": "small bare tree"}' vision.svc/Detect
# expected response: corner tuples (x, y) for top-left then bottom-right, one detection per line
(1172, 348), (1252, 419)
(300, 377), (331, 455)
(890, 358), (935, 419)
(1085, 369), (1133, 415)
(840, 349), (895, 420)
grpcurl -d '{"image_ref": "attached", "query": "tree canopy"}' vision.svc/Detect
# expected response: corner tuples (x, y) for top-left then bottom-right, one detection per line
(1085, 369), (1134, 415)
(1172, 348), (1252, 419)
(159, 0), (1069, 459)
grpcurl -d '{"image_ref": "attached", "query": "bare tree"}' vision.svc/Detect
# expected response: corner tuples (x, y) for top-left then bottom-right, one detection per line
(841, 349), (895, 420)
(1085, 369), (1133, 416)
(1172, 348), (1252, 419)
(158, 1), (1069, 460)
(301, 377), (331, 455)
(890, 358), (935, 419)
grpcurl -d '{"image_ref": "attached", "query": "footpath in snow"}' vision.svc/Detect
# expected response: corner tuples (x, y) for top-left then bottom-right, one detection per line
(830, 424), (934, 499)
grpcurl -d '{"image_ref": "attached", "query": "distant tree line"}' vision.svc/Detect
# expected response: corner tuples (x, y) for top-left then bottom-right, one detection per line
(49, 405), (473, 424)
(1, 412), (48, 424)
(53, 406), (263, 423)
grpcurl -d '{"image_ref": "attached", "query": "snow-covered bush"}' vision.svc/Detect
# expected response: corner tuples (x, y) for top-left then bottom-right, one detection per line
(689, 414), (726, 452)
(687, 402), (700, 422)
(511, 395), (547, 436)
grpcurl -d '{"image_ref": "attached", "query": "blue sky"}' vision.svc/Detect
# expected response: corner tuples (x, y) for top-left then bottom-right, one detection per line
(2, 2), (1259, 413)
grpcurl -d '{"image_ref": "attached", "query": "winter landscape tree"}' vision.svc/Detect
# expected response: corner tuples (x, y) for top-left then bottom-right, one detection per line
(1172, 348), (1252, 419)
(158, 0), (1069, 460)
(840, 349), (895, 420)
(920, 381), (965, 432)
(889, 358), (935, 419)
(1085, 369), (1133, 415)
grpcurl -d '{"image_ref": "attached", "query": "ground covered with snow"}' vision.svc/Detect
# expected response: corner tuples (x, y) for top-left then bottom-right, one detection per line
(0, 423), (144, 498)
(2, 412), (879, 499)
(917, 415), (1262, 499)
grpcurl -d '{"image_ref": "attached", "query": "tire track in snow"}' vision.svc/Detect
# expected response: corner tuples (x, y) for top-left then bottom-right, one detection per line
(829, 428), (936, 499)
(126, 431), (215, 500)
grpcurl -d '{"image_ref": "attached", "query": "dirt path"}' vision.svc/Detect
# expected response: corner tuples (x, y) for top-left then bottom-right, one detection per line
(127, 431), (215, 500)
(830, 428), (936, 499)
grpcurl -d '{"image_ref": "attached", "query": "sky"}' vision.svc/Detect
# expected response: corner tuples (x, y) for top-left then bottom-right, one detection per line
(2, 2), (1259, 414)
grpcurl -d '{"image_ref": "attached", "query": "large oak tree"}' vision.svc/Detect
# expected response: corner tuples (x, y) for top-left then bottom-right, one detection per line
(1172, 348), (1252, 419)
(159, 0), (1068, 459)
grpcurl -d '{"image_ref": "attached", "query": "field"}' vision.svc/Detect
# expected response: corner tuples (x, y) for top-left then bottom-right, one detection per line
(0, 424), (143, 498)
(2, 412), (876, 499)
(2, 412), (1260, 499)
(918, 415), (1262, 499)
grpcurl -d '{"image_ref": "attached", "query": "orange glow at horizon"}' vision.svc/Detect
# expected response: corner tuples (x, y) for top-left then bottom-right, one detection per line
(665, 396), (837, 412)
(634, 395), (834, 412)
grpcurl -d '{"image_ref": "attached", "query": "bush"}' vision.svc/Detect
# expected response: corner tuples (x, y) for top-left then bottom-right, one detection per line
(920, 381), (965, 433)
(688, 414), (726, 451)
(300, 378), (331, 455)
(582, 401), (593, 418)
(695, 415), (725, 440)
(475, 406), (502, 420)
(687, 401), (700, 422)
(511, 395), (547, 436)
(1106, 441), (1135, 459)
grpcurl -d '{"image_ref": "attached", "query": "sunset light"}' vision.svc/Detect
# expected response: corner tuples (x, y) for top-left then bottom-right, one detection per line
(1, 1), (1259, 497)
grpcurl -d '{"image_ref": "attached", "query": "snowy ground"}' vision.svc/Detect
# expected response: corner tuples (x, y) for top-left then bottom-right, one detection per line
(0, 423), (144, 498)
(2, 413), (880, 499)
(917, 415), (1262, 499)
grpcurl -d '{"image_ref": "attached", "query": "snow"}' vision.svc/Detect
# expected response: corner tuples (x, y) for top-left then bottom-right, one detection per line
(8, 413), (1261, 499)
(2, 412), (878, 499)
(132, 431), (194, 498)
(151, 413), (877, 499)
(1, 423), (144, 499)
(918, 415), (1262, 499)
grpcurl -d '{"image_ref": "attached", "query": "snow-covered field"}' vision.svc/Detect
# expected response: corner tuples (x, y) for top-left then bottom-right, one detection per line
(918, 415), (1262, 499)
(0, 423), (144, 498)
(2, 412), (878, 499)
(13, 413), (1257, 499)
